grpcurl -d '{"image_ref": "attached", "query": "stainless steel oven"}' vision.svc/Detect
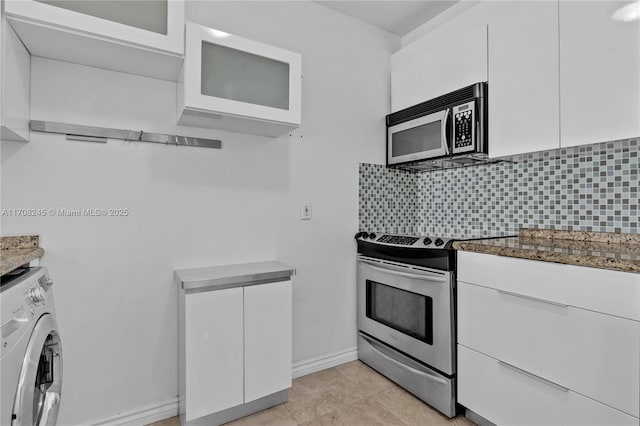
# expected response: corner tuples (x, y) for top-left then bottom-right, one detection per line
(356, 254), (456, 417)
(357, 256), (454, 374)
(355, 231), (513, 419)
(355, 231), (460, 418)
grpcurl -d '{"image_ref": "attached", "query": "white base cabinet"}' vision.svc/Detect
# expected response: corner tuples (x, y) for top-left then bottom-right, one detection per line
(244, 281), (293, 403)
(459, 280), (639, 417)
(458, 345), (638, 426)
(176, 261), (294, 426)
(457, 251), (640, 425)
(1, 16), (30, 142)
(185, 287), (244, 420)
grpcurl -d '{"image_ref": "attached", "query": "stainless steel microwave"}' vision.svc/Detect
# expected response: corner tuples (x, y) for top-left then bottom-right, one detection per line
(386, 82), (487, 170)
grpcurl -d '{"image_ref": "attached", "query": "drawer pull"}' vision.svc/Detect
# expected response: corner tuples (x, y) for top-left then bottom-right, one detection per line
(498, 360), (569, 393)
(497, 289), (569, 308)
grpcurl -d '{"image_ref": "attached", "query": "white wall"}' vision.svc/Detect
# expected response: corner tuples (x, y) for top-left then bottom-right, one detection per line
(0, 2), (397, 424)
(401, 1), (482, 47)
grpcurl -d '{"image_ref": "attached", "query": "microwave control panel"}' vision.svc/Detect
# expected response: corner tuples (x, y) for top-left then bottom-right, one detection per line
(452, 101), (475, 153)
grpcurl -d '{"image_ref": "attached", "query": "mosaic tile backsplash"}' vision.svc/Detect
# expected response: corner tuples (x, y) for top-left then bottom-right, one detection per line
(359, 138), (639, 235)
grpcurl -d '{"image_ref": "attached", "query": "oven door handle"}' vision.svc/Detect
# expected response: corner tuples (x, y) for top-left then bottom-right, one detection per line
(360, 334), (448, 385)
(359, 259), (447, 283)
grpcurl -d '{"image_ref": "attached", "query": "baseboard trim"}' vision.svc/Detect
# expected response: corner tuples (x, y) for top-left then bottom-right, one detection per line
(92, 397), (178, 426)
(292, 346), (358, 378)
(91, 348), (358, 425)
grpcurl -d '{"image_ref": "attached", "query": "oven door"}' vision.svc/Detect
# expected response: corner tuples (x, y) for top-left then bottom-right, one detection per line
(357, 255), (454, 375)
(387, 109), (449, 165)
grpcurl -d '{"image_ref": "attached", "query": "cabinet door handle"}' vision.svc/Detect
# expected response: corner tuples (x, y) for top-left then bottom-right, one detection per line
(498, 360), (568, 393)
(497, 289), (569, 308)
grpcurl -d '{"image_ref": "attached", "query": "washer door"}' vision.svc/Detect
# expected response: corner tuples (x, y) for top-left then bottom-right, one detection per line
(13, 314), (62, 426)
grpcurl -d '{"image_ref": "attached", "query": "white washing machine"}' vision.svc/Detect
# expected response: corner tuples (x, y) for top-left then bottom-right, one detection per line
(1, 266), (62, 426)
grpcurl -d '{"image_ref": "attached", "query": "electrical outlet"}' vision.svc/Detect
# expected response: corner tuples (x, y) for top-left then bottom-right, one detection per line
(300, 202), (312, 220)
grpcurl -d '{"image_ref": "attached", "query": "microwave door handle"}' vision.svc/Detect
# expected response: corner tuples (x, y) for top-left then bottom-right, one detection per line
(442, 108), (451, 155)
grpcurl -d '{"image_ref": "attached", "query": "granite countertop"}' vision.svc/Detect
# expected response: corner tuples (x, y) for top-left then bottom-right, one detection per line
(453, 229), (640, 273)
(175, 260), (295, 293)
(1, 235), (45, 276)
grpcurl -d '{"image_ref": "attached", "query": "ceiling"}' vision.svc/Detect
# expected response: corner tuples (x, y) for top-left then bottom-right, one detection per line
(315, 1), (459, 37)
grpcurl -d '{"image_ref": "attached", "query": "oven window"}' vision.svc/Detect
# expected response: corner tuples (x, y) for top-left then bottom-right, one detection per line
(366, 280), (433, 345)
(391, 120), (442, 157)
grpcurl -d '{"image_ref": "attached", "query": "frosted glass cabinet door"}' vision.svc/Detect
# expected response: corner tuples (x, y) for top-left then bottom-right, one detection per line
(559, 1), (640, 147)
(201, 42), (291, 111)
(35, 0), (169, 35)
(4, 0), (184, 81)
(178, 22), (302, 137)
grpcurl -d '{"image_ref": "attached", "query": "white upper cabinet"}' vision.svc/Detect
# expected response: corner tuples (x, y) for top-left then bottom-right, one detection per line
(487, 1), (560, 158)
(177, 22), (302, 137)
(559, 0), (640, 147)
(4, 0), (184, 81)
(1, 16), (30, 142)
(391, 23), (487, 112)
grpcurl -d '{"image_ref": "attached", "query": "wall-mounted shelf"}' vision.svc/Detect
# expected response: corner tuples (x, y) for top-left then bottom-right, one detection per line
(30, 120), (221, 149)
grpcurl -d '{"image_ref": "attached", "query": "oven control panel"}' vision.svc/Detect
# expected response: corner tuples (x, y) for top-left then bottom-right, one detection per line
(377, 235), (418, 245)
(355, 232), (451, 249)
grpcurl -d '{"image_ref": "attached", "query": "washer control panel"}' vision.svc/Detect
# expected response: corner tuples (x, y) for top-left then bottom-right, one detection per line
(1, 267), (51, 355)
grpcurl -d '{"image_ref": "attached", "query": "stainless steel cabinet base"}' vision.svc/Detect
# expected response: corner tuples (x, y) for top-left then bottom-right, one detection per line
(358, 333), (456, 418)
(180, 389), (288, 426)
(464, 407), (497, 426)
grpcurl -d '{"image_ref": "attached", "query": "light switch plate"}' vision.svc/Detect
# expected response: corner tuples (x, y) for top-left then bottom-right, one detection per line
(300, 202), (312, 220)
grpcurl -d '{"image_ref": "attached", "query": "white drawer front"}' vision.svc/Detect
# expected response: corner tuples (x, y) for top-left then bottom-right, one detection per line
(458, 281), (639, 417)
(457, 251), (640, 321)
(458, 345), (639, 426)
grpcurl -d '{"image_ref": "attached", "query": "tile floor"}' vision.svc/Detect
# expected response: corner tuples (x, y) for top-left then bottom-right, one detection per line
(149, 361), (474, 426)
